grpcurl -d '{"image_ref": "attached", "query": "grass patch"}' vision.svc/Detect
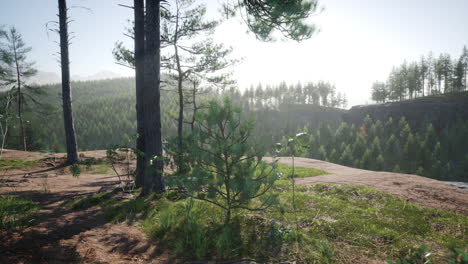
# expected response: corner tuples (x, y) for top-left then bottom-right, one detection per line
(0, 196), (38, 230)
(67, 157), (111, 177)
(0, 159), (38, 170)
(64, 190), (116, 210)
(276, 163), (328, 179)
(70, 183), (467, 263)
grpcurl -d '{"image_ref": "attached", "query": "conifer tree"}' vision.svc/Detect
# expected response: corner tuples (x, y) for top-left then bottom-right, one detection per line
(0, 27), (38, 151)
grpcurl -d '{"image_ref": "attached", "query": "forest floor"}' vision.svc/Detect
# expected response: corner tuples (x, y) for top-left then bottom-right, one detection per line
(0, 149), (467, 264)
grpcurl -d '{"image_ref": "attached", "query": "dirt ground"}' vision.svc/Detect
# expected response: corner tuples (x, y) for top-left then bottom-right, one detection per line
(0, 150), (467, 264)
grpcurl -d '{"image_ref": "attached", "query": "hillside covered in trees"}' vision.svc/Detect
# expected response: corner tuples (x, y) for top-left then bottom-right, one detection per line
(3, 77), (468, 182)
(2, 77), (347, 152)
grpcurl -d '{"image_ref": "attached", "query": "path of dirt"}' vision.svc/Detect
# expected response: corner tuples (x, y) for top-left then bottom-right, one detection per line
(0, 150), (169, 264)
(0, 150), (467, 263)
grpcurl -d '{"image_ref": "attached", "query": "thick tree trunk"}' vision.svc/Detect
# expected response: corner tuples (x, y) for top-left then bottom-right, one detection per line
(58, 0), (79, 164)
(141, 0), (164, 195)
(134, 0), (145, 187)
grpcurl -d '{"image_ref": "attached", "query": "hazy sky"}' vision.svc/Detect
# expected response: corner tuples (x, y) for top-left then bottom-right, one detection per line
(1, 0), (467, 107)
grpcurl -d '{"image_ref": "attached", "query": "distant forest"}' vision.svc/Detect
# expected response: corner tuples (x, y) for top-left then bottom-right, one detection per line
(371, 46), (468, 102)
(2, 78), (346, 152)
(3, 77), (467, 182)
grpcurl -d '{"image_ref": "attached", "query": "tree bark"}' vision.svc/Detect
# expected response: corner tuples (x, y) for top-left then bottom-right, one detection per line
(141, 0), (164, 195)
(134, 0), (145, 187)
(58, 0), (79, 164)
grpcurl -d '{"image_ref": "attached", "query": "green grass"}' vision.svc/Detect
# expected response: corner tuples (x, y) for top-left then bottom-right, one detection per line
(276, 163), (328, 179)
(63, 190), (117, 210)
(0, 159), (38, 170)
(70, 181), (467, 263)
(77, 157), (111, 174)
(0, 196), (38, 230)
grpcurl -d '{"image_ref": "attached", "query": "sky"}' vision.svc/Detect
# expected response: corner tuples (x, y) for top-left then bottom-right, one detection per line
(1, 0), (467, 107)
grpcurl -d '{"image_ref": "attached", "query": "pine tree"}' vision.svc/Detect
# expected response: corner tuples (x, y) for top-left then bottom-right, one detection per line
(359, 149), (371, 169)
(168, 98), (278, 225)
(0, 27), (38, 151)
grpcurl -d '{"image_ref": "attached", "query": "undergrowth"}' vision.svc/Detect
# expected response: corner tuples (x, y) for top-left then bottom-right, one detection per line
(0, 158), (38, 170)
(0, 196), (37, 230)
(69, 157), (111, 177)
(69, 181), (468, 263)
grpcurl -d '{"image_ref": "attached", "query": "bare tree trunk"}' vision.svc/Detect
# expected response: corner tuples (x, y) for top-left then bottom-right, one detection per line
(175, 46), (184, 169)
(59, 0), (79, 164)
(173, 0), (184, 172)
(141, 0), (164, 195)
(12, 40), (26, 151)
(134, 0), (145, 187)
(190, 80), (198, 131)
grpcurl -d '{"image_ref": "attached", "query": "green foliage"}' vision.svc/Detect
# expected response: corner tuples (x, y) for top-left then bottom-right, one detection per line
(224, 0), (321, 41)
(0, 196), (37, 230)
(3, 77), (347, 154)
(69, 164), (81, 178)
(142, 198), (299, 261)
(65, 191), (113, 210)
(0, 158), (38, 170)
(84, 182), (467, 263)
(305, 116), (468, 182)
(449, 248), (468, 264)
(166, 98), (278, 224)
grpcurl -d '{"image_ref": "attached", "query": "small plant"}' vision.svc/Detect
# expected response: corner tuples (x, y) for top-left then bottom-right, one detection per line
(106, 135), (142, 192)
(275, 131), (310, 254)
(70, 164), (81, 178)
(166, 98), (279, 225)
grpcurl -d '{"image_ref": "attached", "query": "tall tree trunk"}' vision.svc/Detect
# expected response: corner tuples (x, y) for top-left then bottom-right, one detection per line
(13, 46), (26, 151)
(134, 0), (145, 187)
(175, 45), (184, 171)
(58, 0), (79, 164)
(141, 0), (164, 195)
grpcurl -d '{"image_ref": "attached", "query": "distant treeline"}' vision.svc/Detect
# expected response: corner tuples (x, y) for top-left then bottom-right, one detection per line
(371, 46), (468, 102)
(3, 78), (346, 153)
(235, 81), (348, 109)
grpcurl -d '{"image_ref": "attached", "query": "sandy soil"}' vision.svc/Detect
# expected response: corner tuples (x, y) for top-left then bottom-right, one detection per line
(0, 150), (169, 264)
(0, 150), (467, 263)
